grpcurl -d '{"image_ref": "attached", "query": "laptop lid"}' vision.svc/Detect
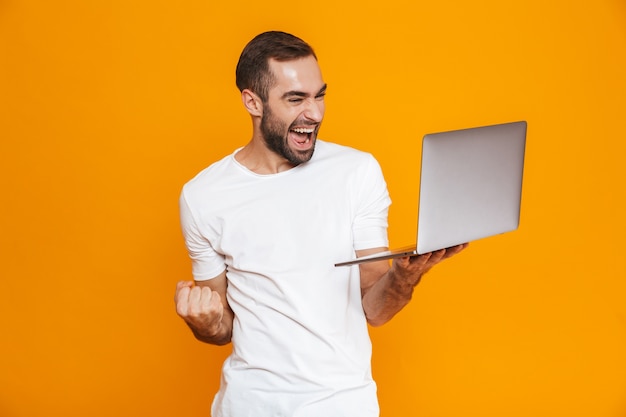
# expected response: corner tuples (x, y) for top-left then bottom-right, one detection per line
(416, 120), (526, 254)
(335, 121), (526, 266)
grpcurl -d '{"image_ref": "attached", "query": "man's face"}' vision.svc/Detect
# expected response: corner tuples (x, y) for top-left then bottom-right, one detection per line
(260, 56), (326, 166)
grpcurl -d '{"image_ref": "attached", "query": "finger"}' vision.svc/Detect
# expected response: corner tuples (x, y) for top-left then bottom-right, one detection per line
(183, 286), (201, 315)
(209, 290), (225, 312)
(395, 253), (434, 277)
(401, 252), (431, 266)
(440, 243), (469, 260)
(175, 285), (191, 316)
(201, 286), (215, 306)
(403, 249), (448, 274)
(175, 280), (194, 298)
(429, 248), (448, 263)
(209, 291), (224, 320)
(203, 288), (225, 316)
(405, 250), (441, 267)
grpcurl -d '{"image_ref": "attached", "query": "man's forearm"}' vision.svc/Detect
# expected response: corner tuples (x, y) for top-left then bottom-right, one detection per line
(361, 245), (468, 327)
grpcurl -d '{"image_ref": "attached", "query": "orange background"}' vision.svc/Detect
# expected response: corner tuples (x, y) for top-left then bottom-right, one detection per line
(1, 1), (625, 416)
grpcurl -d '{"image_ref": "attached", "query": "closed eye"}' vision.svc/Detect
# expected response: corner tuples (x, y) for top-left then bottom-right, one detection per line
(282, 84), (327, 103)
(316, 85), (327, 100)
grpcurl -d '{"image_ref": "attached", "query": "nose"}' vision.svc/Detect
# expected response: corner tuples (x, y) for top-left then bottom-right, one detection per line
(303, 98), (324, 123)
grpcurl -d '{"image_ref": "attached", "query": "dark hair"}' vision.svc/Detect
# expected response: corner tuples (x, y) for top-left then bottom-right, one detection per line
(235, 31), (317, 102)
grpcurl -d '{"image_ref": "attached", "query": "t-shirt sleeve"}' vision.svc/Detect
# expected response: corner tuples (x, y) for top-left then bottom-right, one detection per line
(179, 189), (227, 281)
(352, 155), (391, 251)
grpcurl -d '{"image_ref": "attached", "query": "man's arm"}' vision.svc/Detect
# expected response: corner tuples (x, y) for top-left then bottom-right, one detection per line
(359, 244), (468, 327)
(174, 271), (234, 345)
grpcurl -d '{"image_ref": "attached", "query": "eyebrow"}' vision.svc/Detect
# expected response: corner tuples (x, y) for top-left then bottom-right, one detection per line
(282, 84), (328, 99)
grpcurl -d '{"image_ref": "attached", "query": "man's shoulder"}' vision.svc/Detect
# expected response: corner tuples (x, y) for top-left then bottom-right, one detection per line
(182, 150), (238, 195)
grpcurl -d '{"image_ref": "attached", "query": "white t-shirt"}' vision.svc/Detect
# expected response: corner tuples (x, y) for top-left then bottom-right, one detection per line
(180, 140), (391, 417)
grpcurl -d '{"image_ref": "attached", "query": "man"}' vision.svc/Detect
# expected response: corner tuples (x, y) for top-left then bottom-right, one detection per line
(175, 31), (467, 416)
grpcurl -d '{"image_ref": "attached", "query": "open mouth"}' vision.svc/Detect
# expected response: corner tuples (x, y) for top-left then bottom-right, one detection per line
(289, 127), (315, 147)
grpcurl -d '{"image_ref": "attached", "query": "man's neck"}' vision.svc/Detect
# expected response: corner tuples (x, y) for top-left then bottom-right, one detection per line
(234, 140), (296, 175)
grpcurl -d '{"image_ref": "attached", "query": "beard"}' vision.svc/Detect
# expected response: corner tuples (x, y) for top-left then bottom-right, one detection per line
(260, 106), (318, 166)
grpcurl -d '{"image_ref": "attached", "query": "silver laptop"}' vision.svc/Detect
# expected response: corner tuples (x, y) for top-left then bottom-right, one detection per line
(335, 121), (527, 267)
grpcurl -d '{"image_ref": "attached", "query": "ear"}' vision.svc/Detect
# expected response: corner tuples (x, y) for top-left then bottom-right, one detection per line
(241, 89), (263, 117)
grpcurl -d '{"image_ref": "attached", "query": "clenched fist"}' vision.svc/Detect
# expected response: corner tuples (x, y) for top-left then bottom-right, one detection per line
(174, 278), (233, 345)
